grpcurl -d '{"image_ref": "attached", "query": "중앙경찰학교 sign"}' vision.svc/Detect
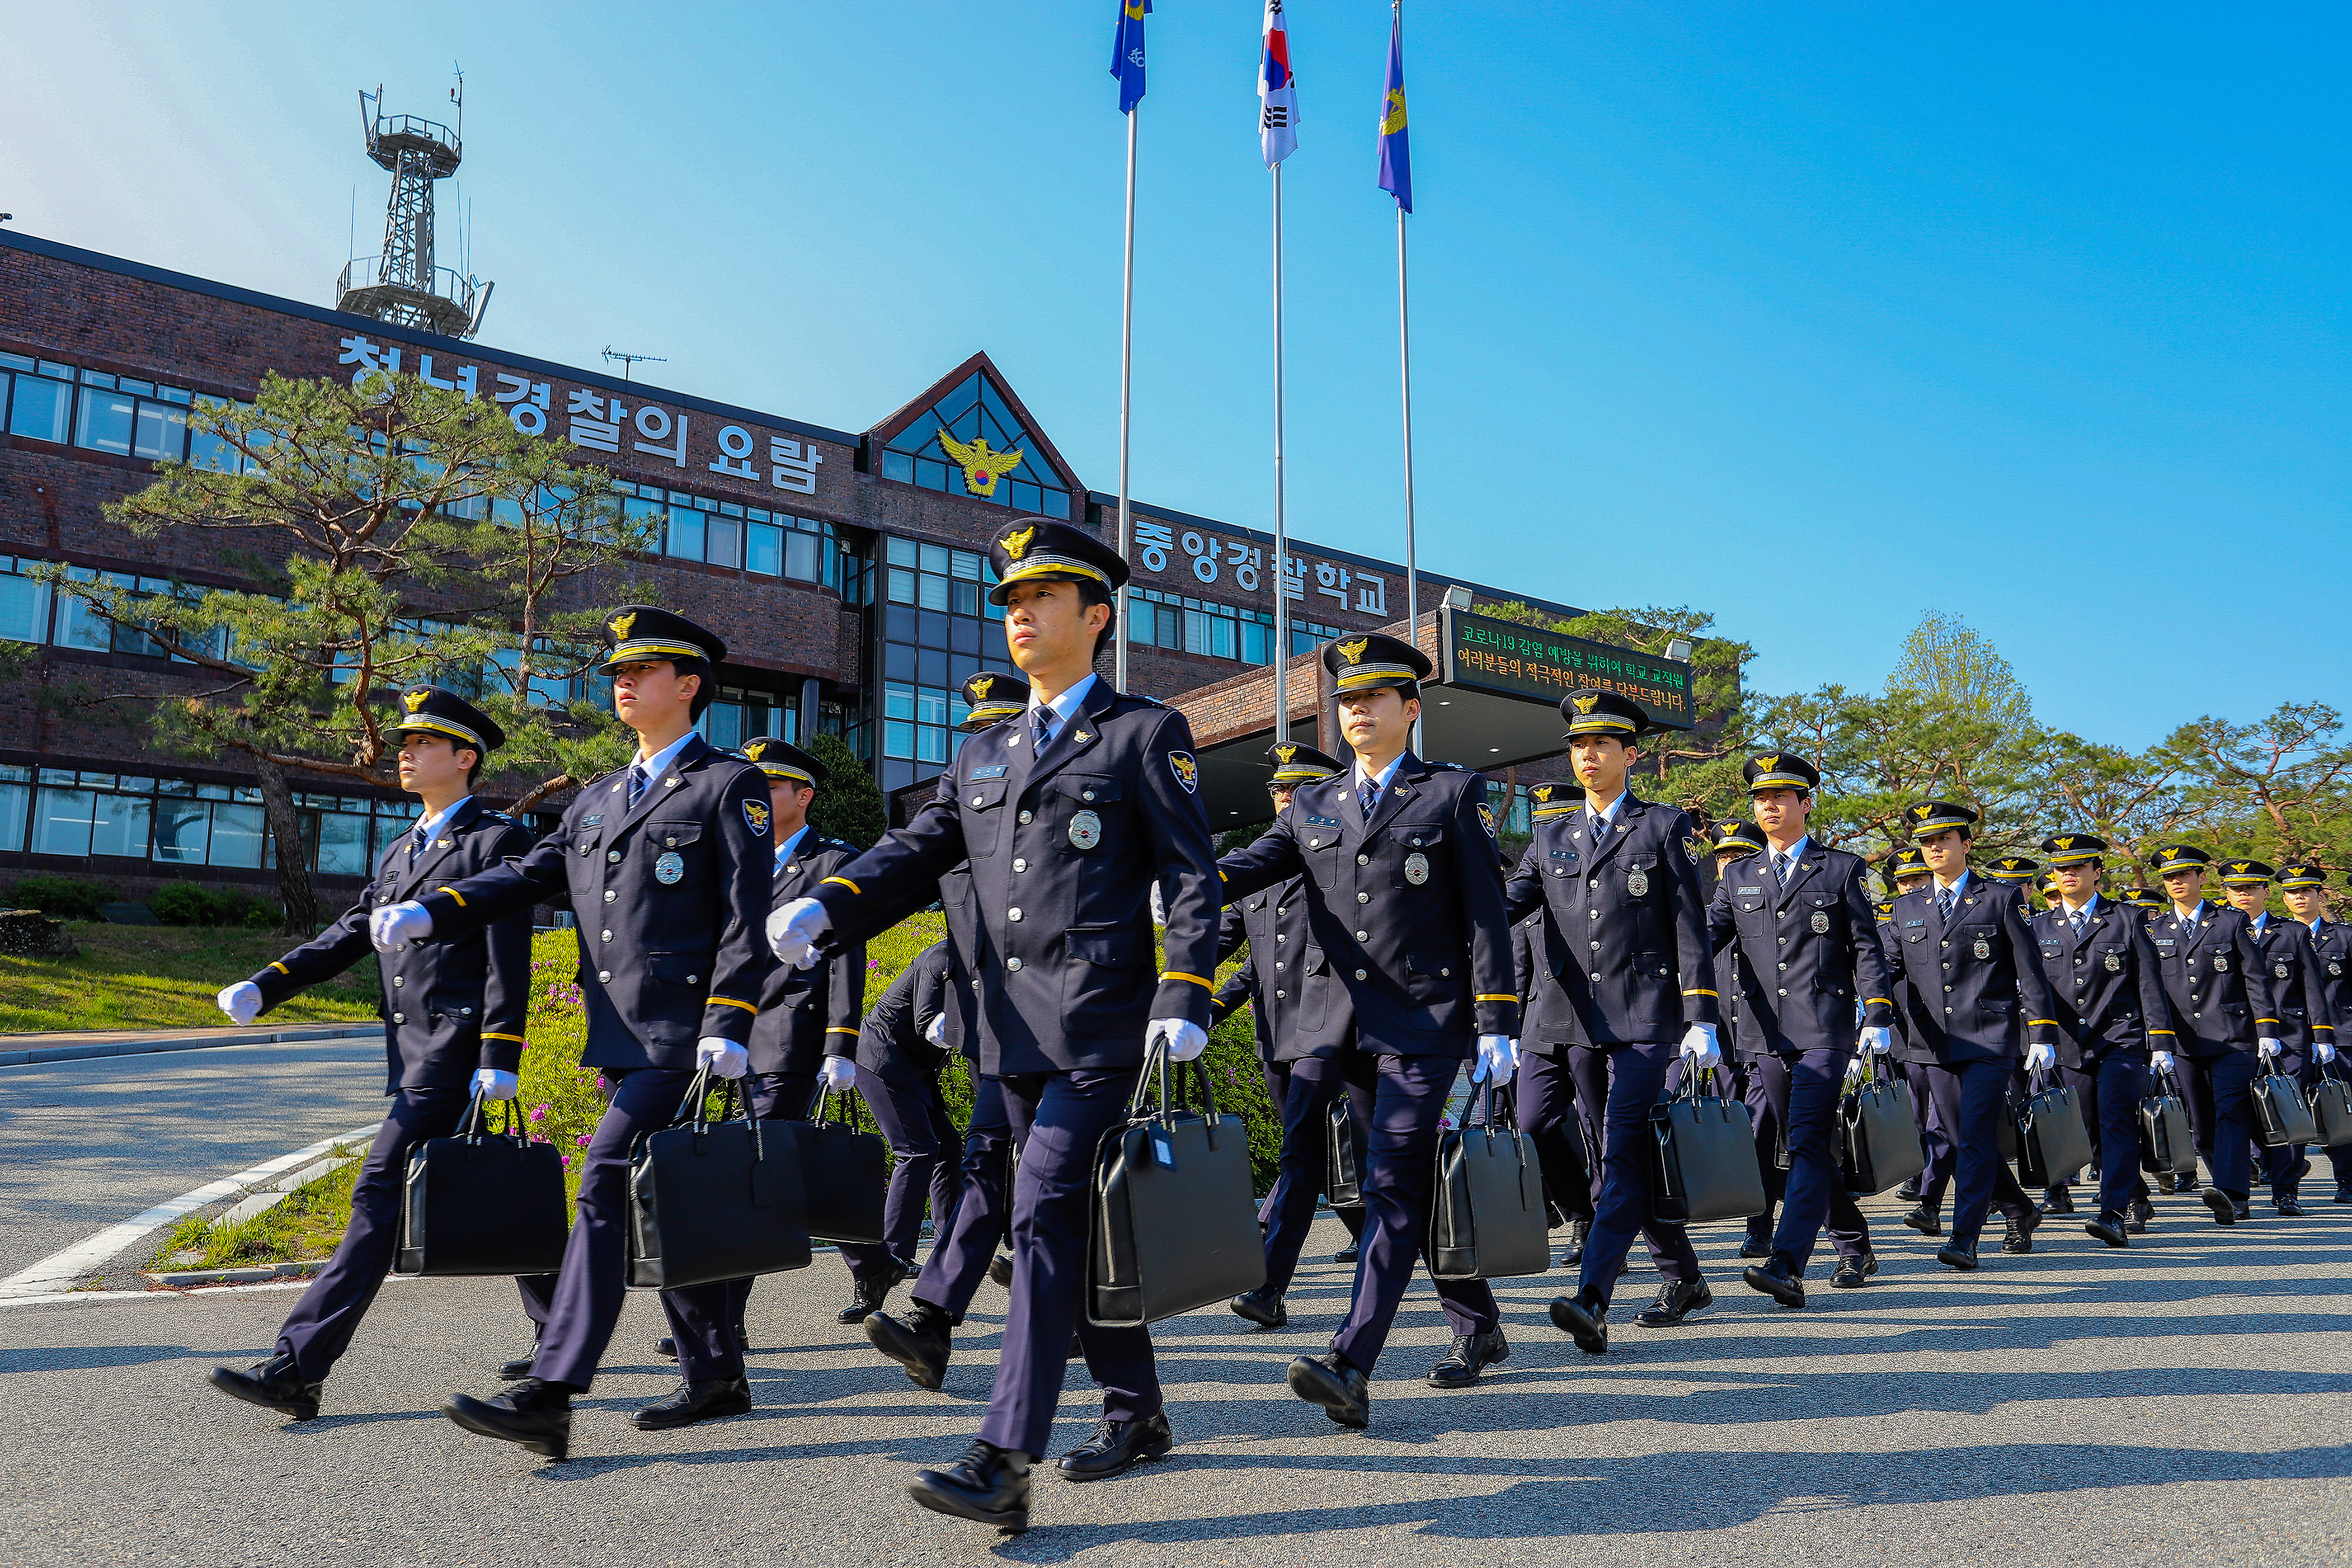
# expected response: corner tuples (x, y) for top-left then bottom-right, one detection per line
(1440, 608), (1695, 730)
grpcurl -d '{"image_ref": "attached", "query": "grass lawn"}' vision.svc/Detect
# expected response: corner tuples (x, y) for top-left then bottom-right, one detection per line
(153, 1148), (366, 1272)
(0, 924), (382, 1035)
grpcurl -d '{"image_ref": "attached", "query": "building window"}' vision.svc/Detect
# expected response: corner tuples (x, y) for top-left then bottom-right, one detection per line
(878, 370), (1072, 519)
(613, 482), (837, 588)
(0, 769), (416, 878)
(699, 686), (791, 751)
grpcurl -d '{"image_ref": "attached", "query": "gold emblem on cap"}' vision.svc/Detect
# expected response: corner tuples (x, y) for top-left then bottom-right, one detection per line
(1756, 754), (1780, 772)
(969, 674), (994, 702)
(2054, 835), (2074, 849)
(1338, 637), (1370, 665)
(1274, 744), (1297, 763)
(609, 611), (638, 640)
(1572, 694), (1599, 714)
(1914, 804), (1934, 820)
(402, 688), (429, 713)
(2230, 862), (2251, 875)
(1531, 784), (1555, 802)
(744, 738), (769, 761)
(1001, 524), (1037, 561)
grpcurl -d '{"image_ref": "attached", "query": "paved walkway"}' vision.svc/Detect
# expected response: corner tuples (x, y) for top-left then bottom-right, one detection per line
(0, 1021), (377, 1066)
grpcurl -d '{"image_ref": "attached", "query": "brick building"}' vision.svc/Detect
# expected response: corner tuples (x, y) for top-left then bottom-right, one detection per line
(0, 229), (1677, 908)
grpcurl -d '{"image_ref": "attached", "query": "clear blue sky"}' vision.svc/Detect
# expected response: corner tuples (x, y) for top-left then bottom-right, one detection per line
(6, 2), (2344, 749)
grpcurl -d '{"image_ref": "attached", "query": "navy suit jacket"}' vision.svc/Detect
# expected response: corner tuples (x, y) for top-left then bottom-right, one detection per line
(749, 830), (867, 1075)
(2147, 901), (2279, 1059)
(1209, 874), (1331, 1062)
(2026, 896), (2175, 1067)
(1706, 842), (1893, 1058)
(2305, 918), (2352, 1046)
(1887, 872), (2060, 1064)
(2249, 914), (2334, 1056)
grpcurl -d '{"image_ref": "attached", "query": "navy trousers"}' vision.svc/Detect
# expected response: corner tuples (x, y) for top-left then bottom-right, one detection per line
(2177, 1049), (2257, 1199)
(1920, 1059), (2034, 1246)
(977, 1068), (1160, 1459)
(1317, 1049), (1498, 1372)
(913, 1068), (1014, 1322)
(530, 1066), (746, 1390)
(859, 1051), (964, 1264)
(1747, 1049), (1870, 1274)
(719, 1071), (898, 1339)
(1516, 1047), (1596, 1227)
(1906, 1058), (1956, 1206)
(2061, 1052), (2152, 1216)
(275, 1086), (553, 1381)
(1572, 1041), (1700, 1306)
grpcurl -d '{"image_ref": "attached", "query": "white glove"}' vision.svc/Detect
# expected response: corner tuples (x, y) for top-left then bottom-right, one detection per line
(818, 1054), (857, 1091)
(1678, 1023), (1722, 1071)
(1845, 1057), (1866, 1085)
(216, 982), (263, 1026)
(2151, 1049), (2174, 1072)
(2024, 1041), (2056, 1072)
(766, 897), (830, 970)
(2317, 1040), (2337, 1065)
(2257, 1037), (2283, 1062)
(924, 1012), (947, 1047)
(1147, 1017), (1210, 1062)
(1475, 1034), (1518, 1086)
(1859, 1026), (1893, 1056)
(695, 1037), (750, 1079)
(369, 900), (432, 952)
(473, 1068), (519, 1100)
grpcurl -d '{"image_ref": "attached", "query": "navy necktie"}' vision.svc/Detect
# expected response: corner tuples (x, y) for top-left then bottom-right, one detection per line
(1358, 777), (1379, 821)
(1033, 709), (1055, 753)
(1936, 885), (1956, 922)
(627, 763), (649, 810)
(2070, 908), (2087, 935)
(1774, 852), (1793, 889)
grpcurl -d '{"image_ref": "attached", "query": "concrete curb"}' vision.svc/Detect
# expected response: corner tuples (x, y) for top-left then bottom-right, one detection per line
(0, 1024), (380, 1068)
(143, 1259), (328, 1289)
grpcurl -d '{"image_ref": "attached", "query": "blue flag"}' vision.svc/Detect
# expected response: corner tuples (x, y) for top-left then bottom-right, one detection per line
(1376, 11), (1411, 213)
(1112, 0), (1150, 115)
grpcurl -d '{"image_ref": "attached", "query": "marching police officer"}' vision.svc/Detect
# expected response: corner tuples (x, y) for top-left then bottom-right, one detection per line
(1702, 817), (1775, 1259)
(2029, 834), (2174, 1245)
(1523, 781), (1596, 1267)
(1514, 689), (1721, 1356)
(368, 608), (776, 1457)
(769, 519), (1221, 1532)
(853, 937), (964, 1264)
(2218, 858), (2334, 1215)
(1885, 801), (2062, 1269)
(1708, 753), (1895, 1307)
(2147, 844), (2284, 1225)
(1217, 633), (1519, 1424)
(2277, 862), (2351, 1203)
(1879, 845), (1951, 1220)
(206, 687), (546, 1422)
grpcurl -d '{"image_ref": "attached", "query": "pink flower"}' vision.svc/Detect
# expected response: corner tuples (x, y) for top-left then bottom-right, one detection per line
(576, 1134), (592, 1147)
(529, 1104), (549, 1123)
(531, 1132), (550, 1144)
(559, 1154), (573, 1169)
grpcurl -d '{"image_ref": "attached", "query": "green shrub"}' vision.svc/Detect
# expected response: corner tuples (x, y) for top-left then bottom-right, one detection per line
(8, 875), (111, 920)
(149, 881), (282, 928)
(805, 732), (888, 848)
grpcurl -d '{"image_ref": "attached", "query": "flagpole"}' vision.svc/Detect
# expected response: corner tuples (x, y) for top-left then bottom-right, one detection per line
(1271, 161), (1289, 743)
(1396, 199), (1421, 753)
(1114, 107), (1138, 691)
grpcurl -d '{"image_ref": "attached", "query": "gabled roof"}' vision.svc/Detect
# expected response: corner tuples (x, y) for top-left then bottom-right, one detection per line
(868, 350), (1081, 497)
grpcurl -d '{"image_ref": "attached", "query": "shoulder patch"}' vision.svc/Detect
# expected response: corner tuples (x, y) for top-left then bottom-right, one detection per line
(743, 799), (771, 836)
(1168, 750), (1198, 794)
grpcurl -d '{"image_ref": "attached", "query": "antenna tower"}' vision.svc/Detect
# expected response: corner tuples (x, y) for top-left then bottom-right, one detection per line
(336, 70), (493, 339)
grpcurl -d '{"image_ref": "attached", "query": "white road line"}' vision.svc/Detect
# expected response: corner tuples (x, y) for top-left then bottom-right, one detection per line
(0, 1121), (383, 1300)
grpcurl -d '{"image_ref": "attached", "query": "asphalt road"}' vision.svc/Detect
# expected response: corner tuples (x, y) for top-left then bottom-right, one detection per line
(0, 1039), (387, 1279)
(2, 1194), (2346, 1567)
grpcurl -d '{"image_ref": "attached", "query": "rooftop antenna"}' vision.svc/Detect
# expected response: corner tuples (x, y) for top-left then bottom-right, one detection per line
(335, 65), (492, 338)
(602, 347), (667, 383)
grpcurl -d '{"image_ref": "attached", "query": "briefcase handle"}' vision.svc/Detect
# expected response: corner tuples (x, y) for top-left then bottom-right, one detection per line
(664, 1067), (771, 1164)
(1124, 1037), (1230, 1137)
(1670, 1064), (1735, 1106)
(459, 1088), (532, 1148)
(802, 1081), (874, 1132)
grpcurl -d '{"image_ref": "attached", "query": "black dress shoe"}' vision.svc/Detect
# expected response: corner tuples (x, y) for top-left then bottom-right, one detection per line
(1230, 1286), (1287, 1330)
(2232, 1199), (2254, 1222)
(1830, 1253), (1878, 1289)
(1896, 1176), (1923, 1202)
(988, 1253), (1014, 1288)
(1055, 1412), (1172, 1480)
(2202, 1189), (2237, 1225)
(1936, 1239), (1979, 1271)
(838, 1261), (909, 1325)
(1426, 1329), (1509, 1388)
(1903, 1204), (1943, 1236)
(867, 1301), (953, 1391)
(2334, 1180), (2352, 1205)
(655, 1336), (679, 1360)
(2085, 1211), (2129, 1247)
(2127, 1196), (2154, 1232)
(2002, 1209), (2040, 1253)
(1634, 1278), (1714, 1327)
(909, 1440), (1031, 1533)
(1557, 1218), (1589, 1269)
(443, 1379), (573, 1460)
(496, 1339), (539, 1380)
(1739, 1231), (1775, 1259)
(2276, 1196), (2307, 1217)
(633, 1376), (752, 1430)
(206, 1354), (322, 1422)
(1333, 1241), (1361, 1264)
(1287, 1351), (1370, 1428)
(2040, 1186), (2076, 1215)
(1548, 1287), (1609, 1354)
(1742, 1256), (1805, 1309)
(2177, 1172), (2200, 1193)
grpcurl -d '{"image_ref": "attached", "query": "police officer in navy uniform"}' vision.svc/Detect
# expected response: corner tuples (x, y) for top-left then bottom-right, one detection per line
(1982, 855), (2041, 890)
(2218, 858), (2334, 1216)
(1702, 817), (1776, 1259)
(1708, 753), (1896, 1308)
(769, 519), (1220, 1532)
(367, 607), (777, 1457)
(2029, 834), (2174, 1246)
(1515, 688), (1722, 1357)
(1878, 845), (1952, 1219)
(852, 936), (964, 1271)
(1215, 631), (1519, 1425)
(1522, 781), (1596, 1267)
(1885, 800), (2063, 1270)
(2146, 844), (2284, 1225)
(206, 687), (545, 1422)
(2277, 862), (2351, 1203)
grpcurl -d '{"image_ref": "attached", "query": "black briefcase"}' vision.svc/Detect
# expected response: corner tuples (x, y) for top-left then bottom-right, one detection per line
(1325, 1096), (1364, 1209)
(793, 1084), (890, 1246)
(627, 1072), (811, 1289)
(2252, 1069), (2318, 1148)
(1838, 1054), (1926, 1196)
(1647, 1068), (1767, 1227)
(395, 1093), (570, 1276)
(2138, 1068), (2197, 1175)
(2310, 1062), (2352, 1148)
(1425, 1076), (1551, 1281)
(1088, 1043), (1266, 1327)
(2013, 1069), (2094, 1187)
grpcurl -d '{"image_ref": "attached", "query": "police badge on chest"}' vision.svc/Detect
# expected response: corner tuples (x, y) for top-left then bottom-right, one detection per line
(2104, 951), (2123, 972)
(1069, 810), (1102, 850)
(654, 851), (686, 885)
(1810, 911), (1830, 934)
(1404, 852), (1430, 886)
(1626, 868), (1649, 897)
(1973, 936), (1991, 959)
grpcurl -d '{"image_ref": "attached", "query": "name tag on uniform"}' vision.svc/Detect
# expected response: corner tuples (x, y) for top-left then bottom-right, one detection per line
(1305, 814), (1341, 828)
(1554, 848), (1582, 862)
(1904, 919), (1926, 928)
(970, 765), (1010, 780)
(2154, 937), (2174, 946)
(1738, 886), (1762, 895)
(582, 814), (603, 827)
